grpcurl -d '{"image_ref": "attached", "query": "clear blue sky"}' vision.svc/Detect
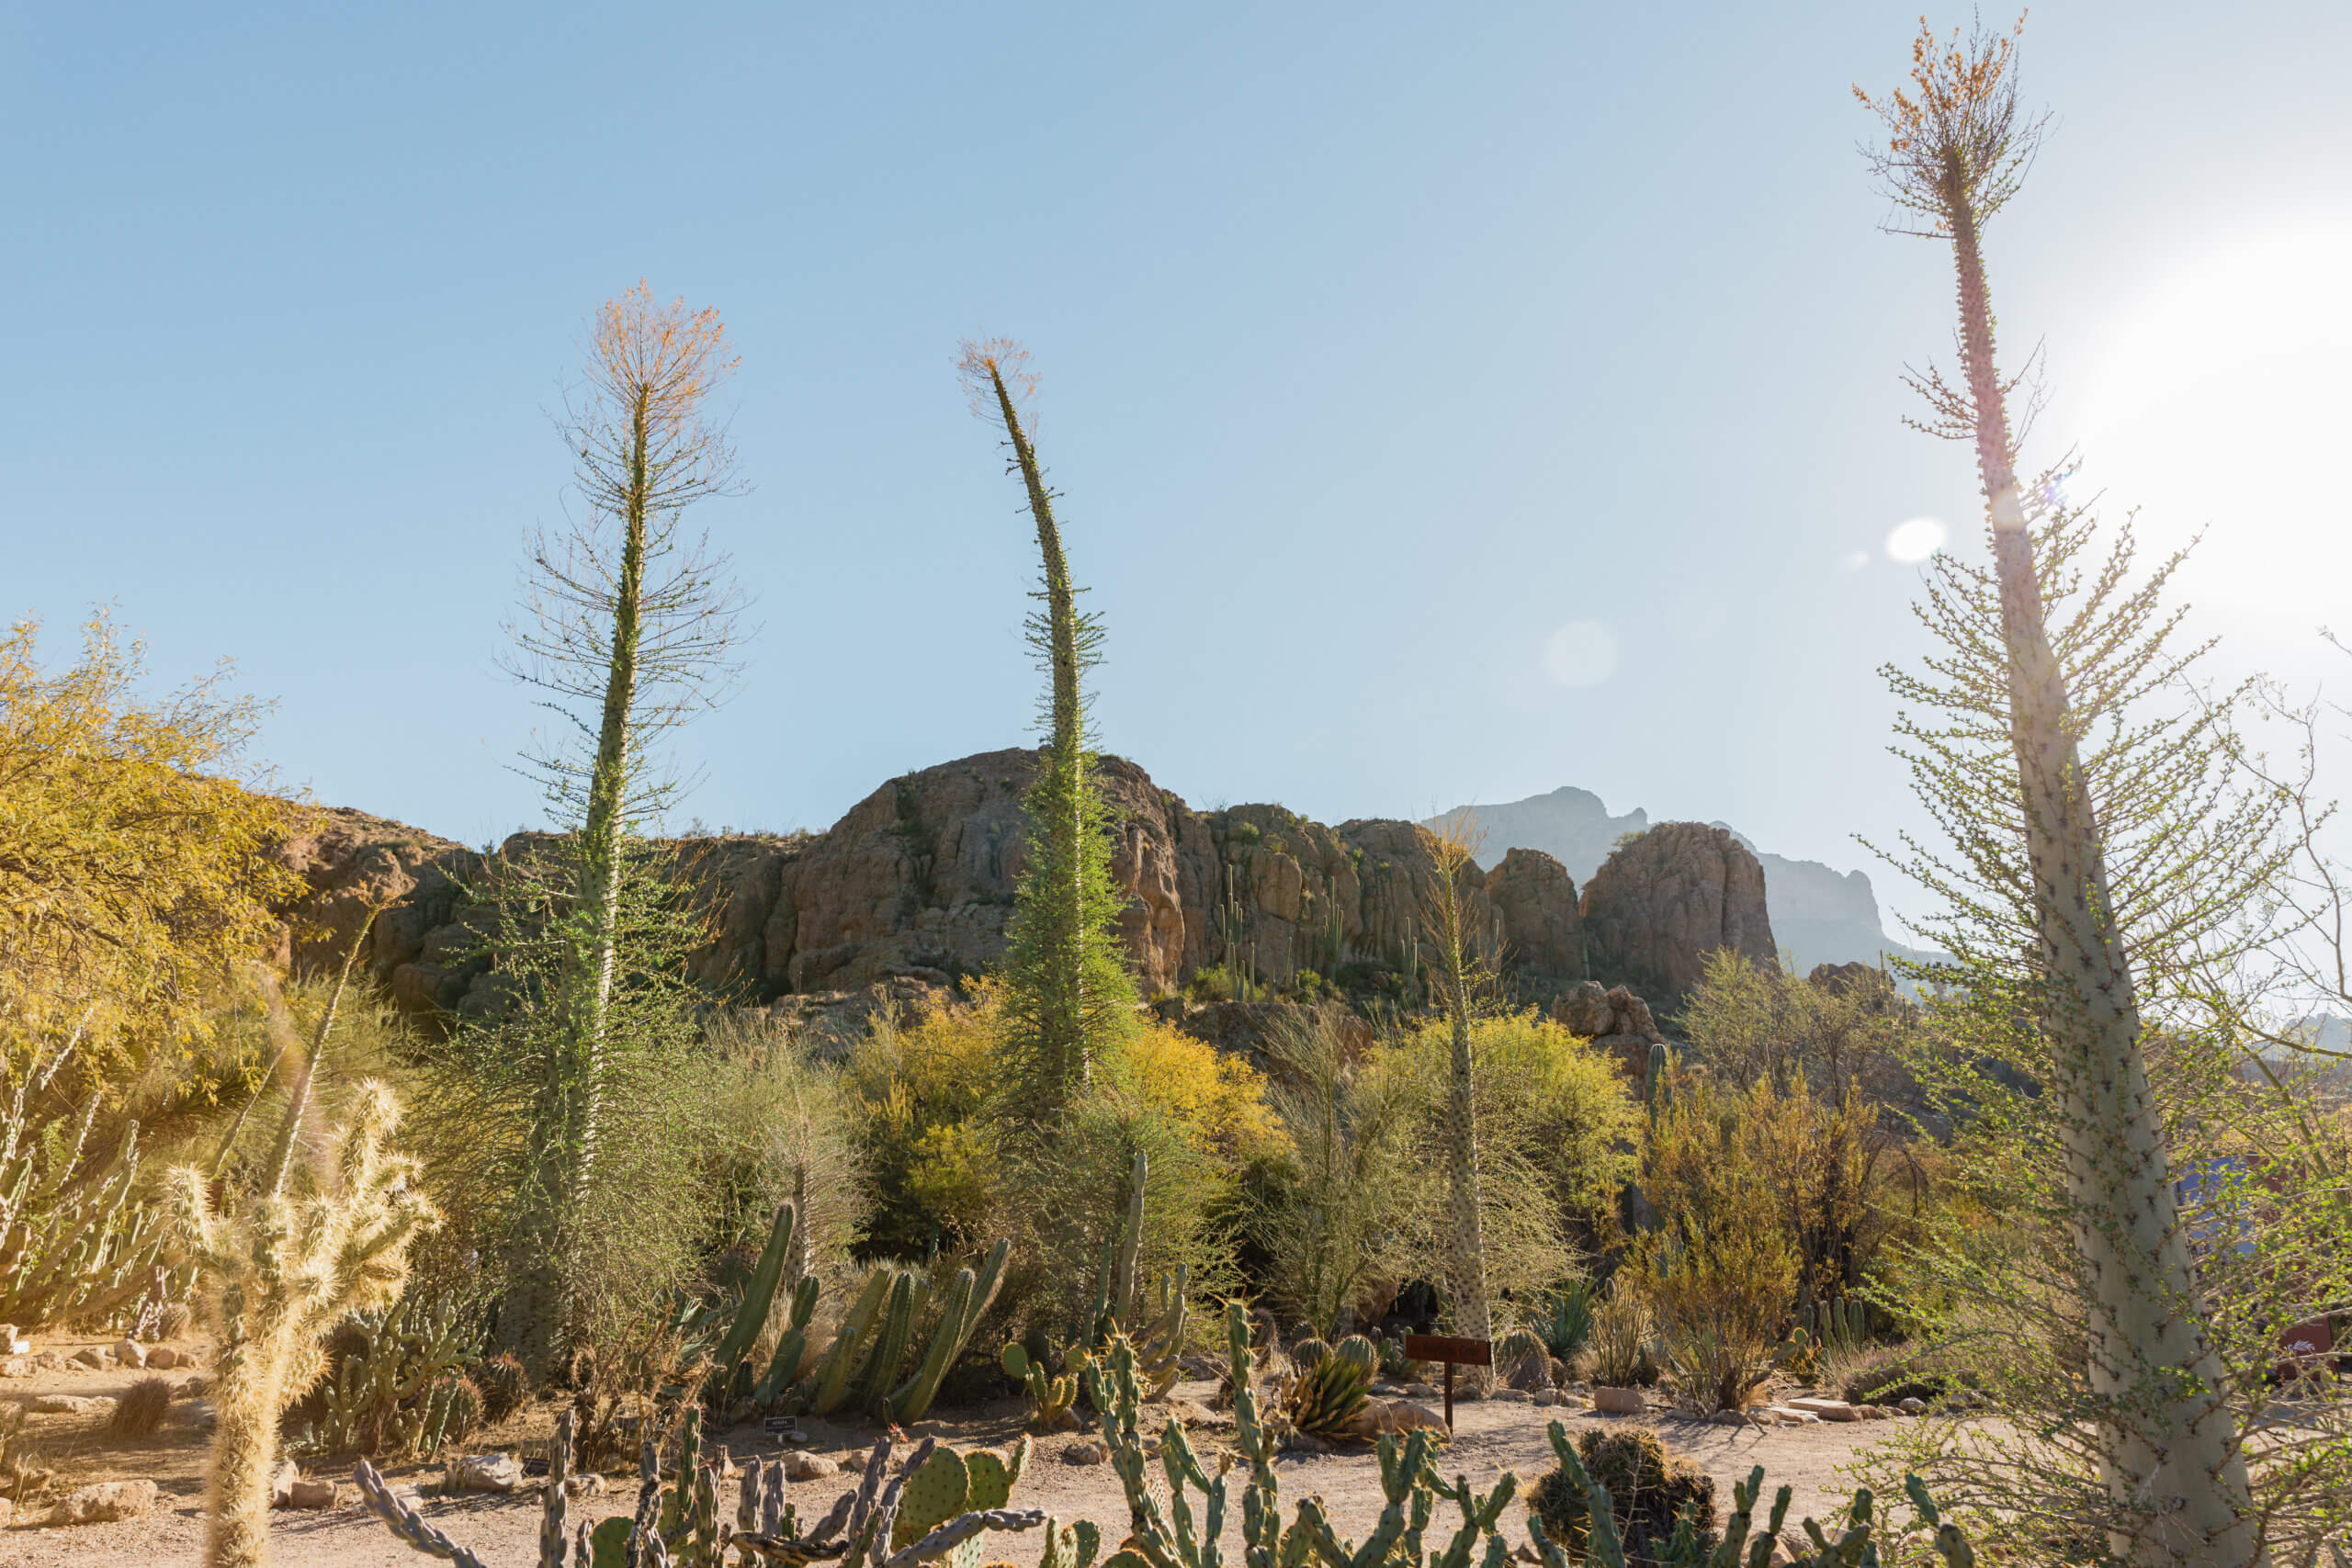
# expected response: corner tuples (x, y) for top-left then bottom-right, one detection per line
(9, 3), (2350, 934)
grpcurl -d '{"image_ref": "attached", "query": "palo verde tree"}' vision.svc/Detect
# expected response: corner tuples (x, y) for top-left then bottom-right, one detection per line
(473, 284), (747, 1371)
(959, 338), (1137, 1113)
(1419, 810), (1498, 1380)
(1857, 20), (2294, 1564)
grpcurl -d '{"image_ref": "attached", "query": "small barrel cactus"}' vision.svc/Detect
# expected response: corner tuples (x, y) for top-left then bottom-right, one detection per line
(1288, 1337), (1330, 1372)
(1333, 1335), (1377, 1380)
(471, 1352), (529, 1426)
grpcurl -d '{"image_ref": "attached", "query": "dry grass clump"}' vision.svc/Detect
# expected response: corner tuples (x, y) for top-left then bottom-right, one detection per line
(109, 1375), (175, 1438)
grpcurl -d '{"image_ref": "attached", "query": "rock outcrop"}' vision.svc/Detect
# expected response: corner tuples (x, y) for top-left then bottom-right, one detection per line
(1577, 822), (1775, 1017)
(1483, 848), (1585, 983)
(273, 750), (1557, 1017)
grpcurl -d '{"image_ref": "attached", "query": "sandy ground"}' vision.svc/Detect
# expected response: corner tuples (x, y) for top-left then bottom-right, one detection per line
(4, 1341), (1913, 1567)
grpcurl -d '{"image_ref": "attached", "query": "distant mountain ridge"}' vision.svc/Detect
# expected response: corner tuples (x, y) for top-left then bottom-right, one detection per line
(1432, 785), (1940, 976)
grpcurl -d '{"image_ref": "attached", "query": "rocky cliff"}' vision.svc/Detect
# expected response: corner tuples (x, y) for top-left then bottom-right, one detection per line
(1436, 788), (1932, 976)
(277, 748), (1783, 1030)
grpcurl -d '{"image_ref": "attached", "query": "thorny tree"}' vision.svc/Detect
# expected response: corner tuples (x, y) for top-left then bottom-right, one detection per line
(959, 339), (1137, 1114)
(1857, 18), (2297, 1565)
(490, 285), (746, 1368)
(1419, 810), (1498, 1386)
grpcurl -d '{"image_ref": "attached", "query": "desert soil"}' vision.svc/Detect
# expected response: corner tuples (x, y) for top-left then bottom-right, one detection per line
(4, 1337), (1912, 1567)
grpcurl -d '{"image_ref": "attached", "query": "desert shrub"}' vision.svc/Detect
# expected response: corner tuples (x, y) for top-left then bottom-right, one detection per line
(695, 1011), (861, 1280)
(1371, 1012), (1629, 1308)
(0, 1404), (52, 1505)
(844, 988), (1009, 1258)
(1529, 1426), (1717, 1567)
(109, 1375), (174, 1438)
(1584, 1279), (1651, 1388)
(1250, 1010), (1414, 1336)
(1185, 965), (1233, 1003)
(471, 1351), (529, 1426)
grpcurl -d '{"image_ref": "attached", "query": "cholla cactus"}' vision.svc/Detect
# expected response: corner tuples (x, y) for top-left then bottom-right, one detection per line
(175, 1080), (435, 1568)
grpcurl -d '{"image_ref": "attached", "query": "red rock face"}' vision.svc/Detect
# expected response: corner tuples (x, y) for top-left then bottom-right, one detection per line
(268, 749), (1623, 1017)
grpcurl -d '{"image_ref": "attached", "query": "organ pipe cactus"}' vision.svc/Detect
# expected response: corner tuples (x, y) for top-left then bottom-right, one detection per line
(888, 1239), (1009, 1423)
(708, 1203), (798, 1401)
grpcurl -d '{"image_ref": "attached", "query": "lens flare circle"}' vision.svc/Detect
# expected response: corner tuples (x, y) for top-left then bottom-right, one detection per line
(1542, 621), (1618, 689)
(1885, 517), (1948, 563)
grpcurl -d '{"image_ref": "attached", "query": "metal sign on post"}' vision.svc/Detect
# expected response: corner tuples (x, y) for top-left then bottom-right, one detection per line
(1401, 1333), (1491, 1431)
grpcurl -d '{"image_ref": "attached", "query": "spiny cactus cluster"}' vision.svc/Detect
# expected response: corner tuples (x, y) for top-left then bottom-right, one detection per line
(1281, 1333), (1376, 1441)
(1497, 1325), (1554, 1391)
(176, 1079), (436, 1568)
(1001, 1339), (1089, 1430)
(699, 1202), (1009, 1427)
(357, 1408), (1050, 1568)
(1804, 1297), (1870, 1357)
(1532, 1420), (1977, 1568)
(0, 1040), (172, 1329)
(303, 1291), (476, 1459)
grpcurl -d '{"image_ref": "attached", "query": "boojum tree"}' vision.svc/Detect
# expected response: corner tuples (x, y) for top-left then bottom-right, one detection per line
(1858, 20), (2262, 1564)
(1420, 809), (1497, 1385)
(493, 284), (745, 1365)
(959, 340), (1137, 1114)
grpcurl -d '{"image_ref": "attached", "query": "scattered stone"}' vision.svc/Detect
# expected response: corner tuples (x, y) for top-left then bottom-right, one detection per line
(1856, 1404), (1892, 1421)
(1532, 1390), (1561, 1407)
(1401, 1382), (1436, 1399)
(112, 1337), (148, 1369)
(1061, 1440), (1110, 1466)
(1369, 1400), (1445, 1435)
(447, 1453), (525, 1494)
(146, 1346), (180, 1371)
(33, 1349), (68, 1371)
(31, 1393), (111, 1416)
(1763, 1406), (1823, 1426)
(287, 1479), (338, 1510)
(0, 1357), (30, 1379)
(270, 1461), (302, 1508)
(779, 1451), (835, 1483)
(1590, 1386), (1645, 1415)
(1784, 1397), (1860, 1423)
(562, 1473), (607, 1499)
(1491, 1389), (1532, 1404)
(47, 1480), (159, 1526)
(1899, 1397), (1927, 1415)
(70, 1348), (116, 1371)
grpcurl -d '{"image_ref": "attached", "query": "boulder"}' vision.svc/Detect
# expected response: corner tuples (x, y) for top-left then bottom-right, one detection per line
(70, 1348), (115, 1371)
(446, 1453), (524, 1494)
(0, 1357), (30, 1379)
(1580, 822), (1776, 1014)
(112, 1337), (147, 1369)
(33, 1349), (68, 1371)
(145, 1346), (179, 1370)
(46, 1480), (159, 1526)
(1783, 1397), (1860, 1422)
(779, 1451), (835, 1483)
(1589, 1386), (1645, 1415)
(1370, 1399), (1446, 1434)
(287, 1479), (338, 1509)
(1763, 1405), (1823, 1426)
(270, 1460), (302, 1507)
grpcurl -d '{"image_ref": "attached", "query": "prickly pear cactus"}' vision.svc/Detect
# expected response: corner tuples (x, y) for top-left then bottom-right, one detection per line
(891, 1447), (971, 1551)
(962, 1438), (1029, 1510)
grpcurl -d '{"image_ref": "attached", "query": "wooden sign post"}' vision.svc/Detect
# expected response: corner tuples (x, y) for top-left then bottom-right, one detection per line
(1402, 1333), (1491, 1431)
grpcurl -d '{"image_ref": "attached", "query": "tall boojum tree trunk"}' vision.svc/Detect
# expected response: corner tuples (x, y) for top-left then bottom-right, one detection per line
(1939, 169), (2260, 1565)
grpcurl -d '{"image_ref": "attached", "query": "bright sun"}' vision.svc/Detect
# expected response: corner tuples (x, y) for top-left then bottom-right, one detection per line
(2075, 222), (2352, 655)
